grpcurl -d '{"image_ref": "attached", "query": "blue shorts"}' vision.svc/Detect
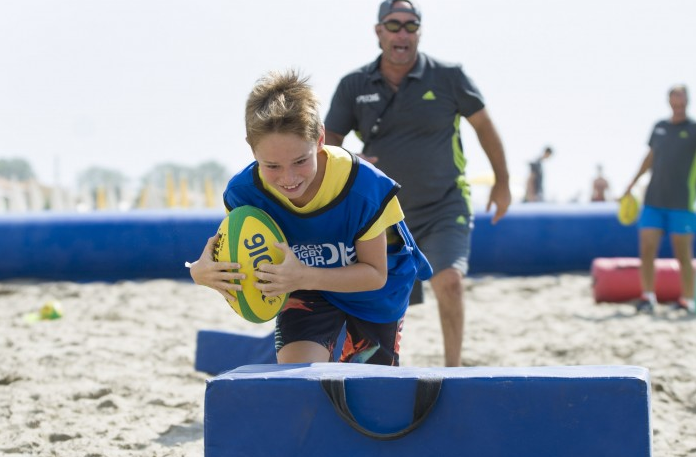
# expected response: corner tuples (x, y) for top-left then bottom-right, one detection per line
(638, 205), (696, 234)
(275, 290), (403, 366)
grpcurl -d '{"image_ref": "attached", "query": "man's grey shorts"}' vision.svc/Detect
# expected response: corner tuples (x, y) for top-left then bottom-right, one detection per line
(408, 212), (473, 304)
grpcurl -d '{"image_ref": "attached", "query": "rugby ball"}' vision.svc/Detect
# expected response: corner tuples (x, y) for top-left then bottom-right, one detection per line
(617, 193), (639, 226)
(213, 206), (288, 323)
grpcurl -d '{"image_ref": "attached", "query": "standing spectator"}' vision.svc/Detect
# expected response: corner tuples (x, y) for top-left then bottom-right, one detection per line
(591, 164), (610, 202)
(623, 84), (696, 314)
(324, 0), (511, 366)
(523, 146), (553, 202)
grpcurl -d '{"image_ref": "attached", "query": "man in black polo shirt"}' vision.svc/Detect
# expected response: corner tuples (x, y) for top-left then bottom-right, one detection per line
(623, 85), (696, 315)
(324, 0), (511, 366)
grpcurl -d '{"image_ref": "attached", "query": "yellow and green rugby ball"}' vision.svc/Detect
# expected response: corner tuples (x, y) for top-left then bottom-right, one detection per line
(617, 193), (639, 226)
(213, 205), (288, 323)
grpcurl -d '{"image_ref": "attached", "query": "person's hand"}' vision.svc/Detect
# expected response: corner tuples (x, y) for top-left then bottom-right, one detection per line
(254, 242), (307, 297)
(619, 186), (634, 200)
(189, 233), (244, 303)
(487, 180), (511, 224)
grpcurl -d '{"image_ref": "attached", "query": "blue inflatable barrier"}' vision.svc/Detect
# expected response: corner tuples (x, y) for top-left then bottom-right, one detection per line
(0, 210), (221, 281)
(471, 202), (644, 275)
(0, 203), (680, 281)
(204, 363), (652, 457)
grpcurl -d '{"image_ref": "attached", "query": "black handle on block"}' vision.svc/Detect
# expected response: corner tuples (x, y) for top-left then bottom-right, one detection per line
(321, 377), (442, 441)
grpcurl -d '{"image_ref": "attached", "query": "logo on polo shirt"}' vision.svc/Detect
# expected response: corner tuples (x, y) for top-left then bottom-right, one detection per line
(422, 90), (436, 100)
(680, 130), (689, 139)
(356, 93), (380, 104)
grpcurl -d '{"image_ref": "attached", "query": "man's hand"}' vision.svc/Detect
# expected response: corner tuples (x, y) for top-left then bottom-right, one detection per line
(487, 180), (511, 224)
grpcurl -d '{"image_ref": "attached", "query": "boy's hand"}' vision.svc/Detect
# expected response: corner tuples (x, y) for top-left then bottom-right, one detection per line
(189, 233), (245, 302)
(254, 242), (306, 297)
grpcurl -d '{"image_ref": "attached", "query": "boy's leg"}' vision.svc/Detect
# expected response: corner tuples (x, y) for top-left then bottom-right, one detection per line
(275, 291), (346, 363)
(340, 315), (404, 366)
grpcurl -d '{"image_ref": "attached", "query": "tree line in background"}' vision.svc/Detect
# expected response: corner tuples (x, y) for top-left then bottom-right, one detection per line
(0, 158), (36, 181)
(0, 157), (229, 189)
(0, 157), (231, 211)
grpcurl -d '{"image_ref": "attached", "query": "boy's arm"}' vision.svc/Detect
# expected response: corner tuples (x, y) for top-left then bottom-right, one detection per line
(254, 232), (388, 297)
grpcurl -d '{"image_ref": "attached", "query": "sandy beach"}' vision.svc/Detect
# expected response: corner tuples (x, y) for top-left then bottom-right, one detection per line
(1, 274), (694, 456)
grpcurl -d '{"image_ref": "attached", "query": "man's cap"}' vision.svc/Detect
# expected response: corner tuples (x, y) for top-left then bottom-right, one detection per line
(378, 0), (421, 22)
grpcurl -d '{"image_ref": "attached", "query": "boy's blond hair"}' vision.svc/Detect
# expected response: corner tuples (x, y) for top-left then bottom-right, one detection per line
(245, 69), (323, 149)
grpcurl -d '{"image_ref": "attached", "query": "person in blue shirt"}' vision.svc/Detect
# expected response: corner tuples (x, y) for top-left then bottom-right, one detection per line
(189, 69), (432, 365)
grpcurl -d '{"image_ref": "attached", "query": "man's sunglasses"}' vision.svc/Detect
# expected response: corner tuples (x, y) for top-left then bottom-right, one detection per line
(381, 20), (420, 33)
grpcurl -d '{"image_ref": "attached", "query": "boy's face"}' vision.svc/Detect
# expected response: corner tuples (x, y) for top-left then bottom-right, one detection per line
(253, 131), (324, 206)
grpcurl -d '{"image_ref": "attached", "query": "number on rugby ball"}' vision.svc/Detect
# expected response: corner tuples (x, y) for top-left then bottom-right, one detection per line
(213, 205), (288, 323)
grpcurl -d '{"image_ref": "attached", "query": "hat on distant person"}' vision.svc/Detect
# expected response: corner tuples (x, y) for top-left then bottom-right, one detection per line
(378, 0), (421, 22)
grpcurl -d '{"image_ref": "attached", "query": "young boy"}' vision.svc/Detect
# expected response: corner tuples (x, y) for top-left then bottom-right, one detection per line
(190, 69), (432, 366)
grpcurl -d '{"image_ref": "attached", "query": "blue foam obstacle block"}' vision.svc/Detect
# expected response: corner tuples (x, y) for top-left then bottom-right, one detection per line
(195, 330), (276, 375)
(195, 326), (347, 375)
(204, 364), (652, 457)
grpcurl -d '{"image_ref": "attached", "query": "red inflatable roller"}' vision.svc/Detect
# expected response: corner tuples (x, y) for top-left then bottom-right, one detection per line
(591, 257), (696, 303)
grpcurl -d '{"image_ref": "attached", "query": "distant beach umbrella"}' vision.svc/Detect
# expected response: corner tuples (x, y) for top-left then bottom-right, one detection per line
(166, 173), (176, 208)
(179, 177), (190, 208)
(204, 177), (216, 208)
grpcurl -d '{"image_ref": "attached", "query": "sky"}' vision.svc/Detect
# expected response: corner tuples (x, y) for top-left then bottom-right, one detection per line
(1, 0), (695, 206)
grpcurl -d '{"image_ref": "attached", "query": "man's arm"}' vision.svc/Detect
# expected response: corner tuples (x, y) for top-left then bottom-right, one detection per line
(623, 149), (653, 197)
(467, 108), (511, 223)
